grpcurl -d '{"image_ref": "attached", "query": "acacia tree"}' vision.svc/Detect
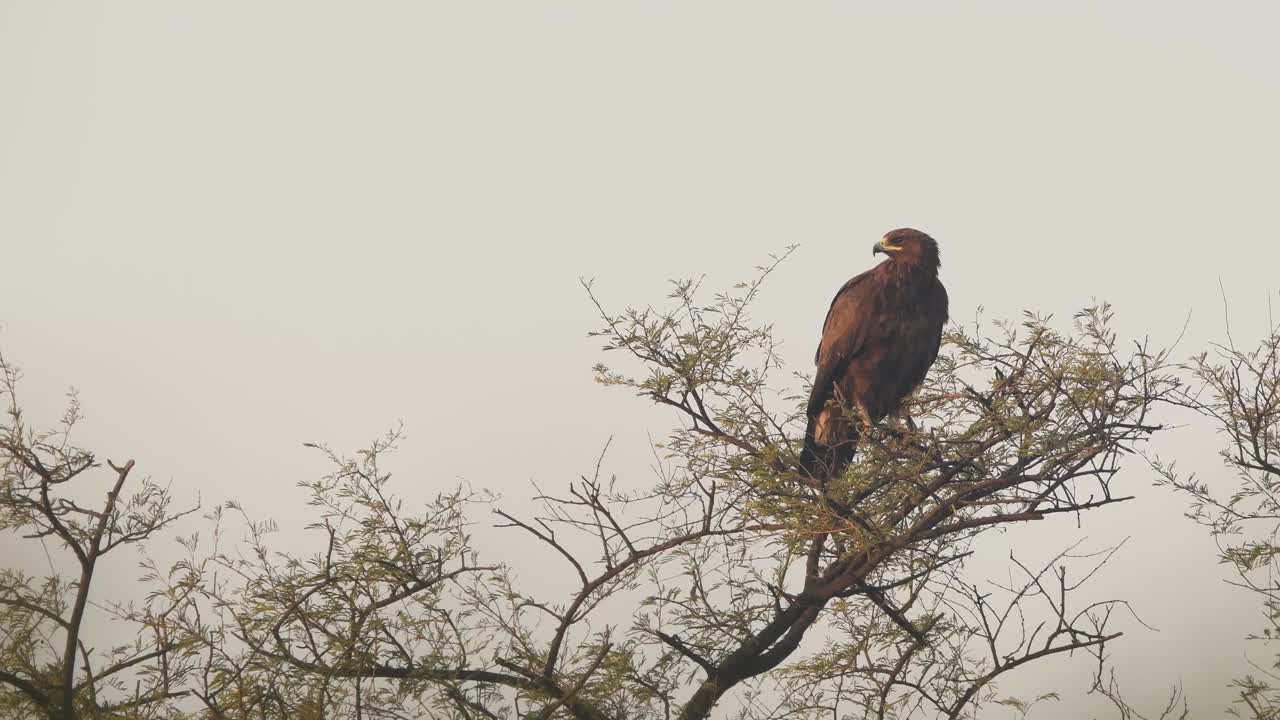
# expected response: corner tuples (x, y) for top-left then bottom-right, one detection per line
(1, 253), (1182, 719)
(1154, 312), (1280, 719)
(0, 351), (200, 720)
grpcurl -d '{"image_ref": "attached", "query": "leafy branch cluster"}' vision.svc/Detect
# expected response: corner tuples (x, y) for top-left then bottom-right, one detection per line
(0, 350), (199, 720)
(582, 259), (1177, 719)
(0, 255), (1200, 720)
(1154, 318), (1280, 719)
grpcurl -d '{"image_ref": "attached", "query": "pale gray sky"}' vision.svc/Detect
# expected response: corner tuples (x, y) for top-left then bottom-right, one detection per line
(3, 2), (1279, 717)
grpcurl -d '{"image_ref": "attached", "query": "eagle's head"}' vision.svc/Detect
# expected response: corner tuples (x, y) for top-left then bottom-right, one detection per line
(873, 228), (941, 273)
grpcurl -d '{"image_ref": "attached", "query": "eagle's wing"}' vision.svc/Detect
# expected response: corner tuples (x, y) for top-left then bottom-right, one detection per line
(807, 268), (878, 418)
(912, 279), (950, 386)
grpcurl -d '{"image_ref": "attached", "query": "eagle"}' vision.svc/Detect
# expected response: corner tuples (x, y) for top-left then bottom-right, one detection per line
(800, 228), (949, 481)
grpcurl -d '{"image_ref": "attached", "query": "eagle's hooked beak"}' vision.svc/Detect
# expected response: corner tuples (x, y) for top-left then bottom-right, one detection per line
(872, 240), (886, 256)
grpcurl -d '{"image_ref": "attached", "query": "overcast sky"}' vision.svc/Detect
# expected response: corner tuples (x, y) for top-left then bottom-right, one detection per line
(3, 2), (1280, 717)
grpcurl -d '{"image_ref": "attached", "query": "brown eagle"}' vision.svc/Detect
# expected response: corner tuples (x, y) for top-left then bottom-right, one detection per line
(800, 228), (949, 480)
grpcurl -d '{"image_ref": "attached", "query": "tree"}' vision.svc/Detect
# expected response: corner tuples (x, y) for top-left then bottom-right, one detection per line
(1, 253), (1181, 719)
(1154, 309), (1280, 719)
(0, 350), (200, 720)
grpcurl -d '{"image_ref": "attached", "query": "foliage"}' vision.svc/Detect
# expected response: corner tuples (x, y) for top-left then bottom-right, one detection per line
(0, 254), (1185, 719)
(1153, 315), (1280, 719)
(583, 253), (1176, 718)
(0, 350), (199, 720)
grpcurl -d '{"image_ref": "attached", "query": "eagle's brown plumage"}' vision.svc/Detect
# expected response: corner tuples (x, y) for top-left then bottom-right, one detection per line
(800, 228), (949, 480)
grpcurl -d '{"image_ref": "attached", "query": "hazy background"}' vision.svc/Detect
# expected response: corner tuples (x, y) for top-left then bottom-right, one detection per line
(3, 2), (1279, 716)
